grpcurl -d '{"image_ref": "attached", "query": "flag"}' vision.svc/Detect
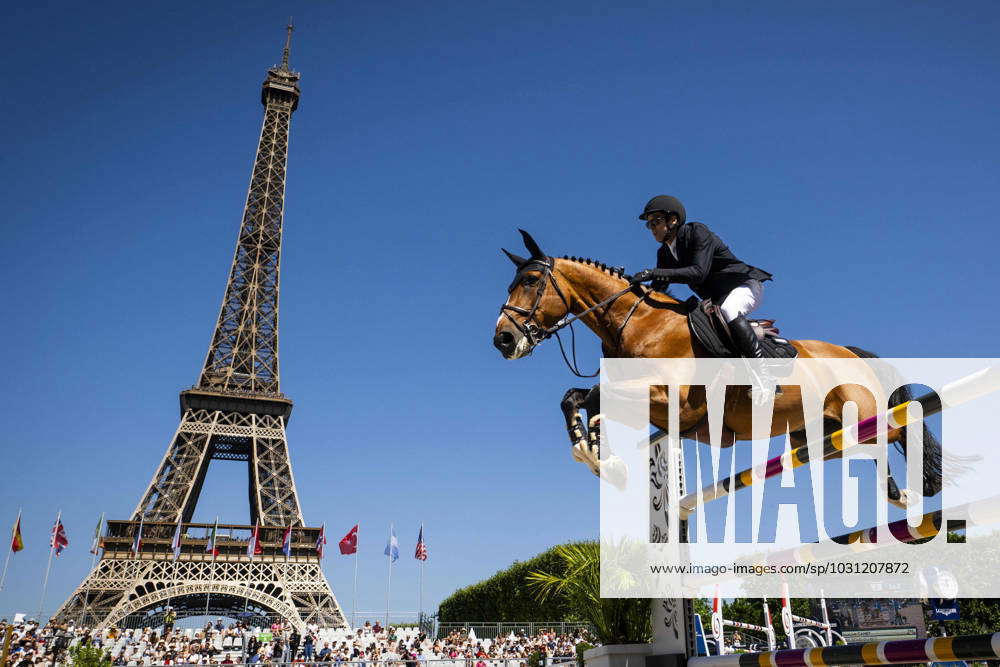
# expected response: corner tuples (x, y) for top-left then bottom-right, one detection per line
(10, 515), (24, 553)
(171, 520), (183, 561)
(90, 513), (104, 555)
(315, 524), (326, 559)
(384, 524), (398, 563)
(281, 525), (292, 558)
(205, 519), (219, 556)
(130, 517), (143, 555)
(247, 522), (262, 560)
(52, 519), (69, 556)
(338, 524), (358, 555)
(415, 525), (427, 561)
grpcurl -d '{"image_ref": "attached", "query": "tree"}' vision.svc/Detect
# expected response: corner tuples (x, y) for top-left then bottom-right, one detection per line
(526, 542), (651, 644)
(438, 543), (585, 622)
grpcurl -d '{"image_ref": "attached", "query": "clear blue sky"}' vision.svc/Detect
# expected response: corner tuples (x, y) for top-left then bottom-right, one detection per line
(2, 1), (999, 621)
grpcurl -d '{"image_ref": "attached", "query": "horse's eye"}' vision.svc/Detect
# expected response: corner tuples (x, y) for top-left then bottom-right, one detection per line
(523, 276), (539, 287)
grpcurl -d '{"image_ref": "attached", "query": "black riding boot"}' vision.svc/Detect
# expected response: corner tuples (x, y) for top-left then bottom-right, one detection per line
(729, 314), (782, 403)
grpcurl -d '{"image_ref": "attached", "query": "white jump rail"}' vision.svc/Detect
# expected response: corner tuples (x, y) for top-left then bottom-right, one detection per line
(710, 585), (776, 654)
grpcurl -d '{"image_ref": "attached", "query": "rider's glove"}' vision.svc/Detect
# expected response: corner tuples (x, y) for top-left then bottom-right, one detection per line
(629, 269), (655, 284)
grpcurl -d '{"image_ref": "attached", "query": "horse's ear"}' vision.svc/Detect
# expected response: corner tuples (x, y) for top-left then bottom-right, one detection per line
(518, 229), (545, 259)
(501, 248), (527, 267)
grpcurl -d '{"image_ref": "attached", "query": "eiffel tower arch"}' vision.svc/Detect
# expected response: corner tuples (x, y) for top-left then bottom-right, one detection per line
(51, 24), (347, 631)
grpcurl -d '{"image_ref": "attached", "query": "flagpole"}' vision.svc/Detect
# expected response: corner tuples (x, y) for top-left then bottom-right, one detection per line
(244, 521), (255, 615)
(419, 523), (424, 621)
(170, 517), (182, 614)
(38, 510), (61, 621)
(0, 508), (21, 594)
(82, 512), (104, 624)
(385, 523), (392, 628)
(352, 522), (359, 629)
(283, 522), (291, 628)
(206, 517), (218, 617)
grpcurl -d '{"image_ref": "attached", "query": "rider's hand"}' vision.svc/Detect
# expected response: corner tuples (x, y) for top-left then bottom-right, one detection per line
(651, 278), (670, 292)
(630, 269), (655, 284)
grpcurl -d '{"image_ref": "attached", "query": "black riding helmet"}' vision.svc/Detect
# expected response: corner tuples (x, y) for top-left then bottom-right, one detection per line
(639, 195), (686, 225)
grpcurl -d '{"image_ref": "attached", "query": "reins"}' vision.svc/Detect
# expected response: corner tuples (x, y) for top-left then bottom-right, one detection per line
(545, 286), (635, 337)
(549, 284), (636, 378)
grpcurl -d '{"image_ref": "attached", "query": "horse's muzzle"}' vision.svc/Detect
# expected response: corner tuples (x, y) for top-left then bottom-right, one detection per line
(493, 331), (516, 357)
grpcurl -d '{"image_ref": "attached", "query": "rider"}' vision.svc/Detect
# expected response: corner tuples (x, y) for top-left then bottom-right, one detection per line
(630, 195), (779, 393)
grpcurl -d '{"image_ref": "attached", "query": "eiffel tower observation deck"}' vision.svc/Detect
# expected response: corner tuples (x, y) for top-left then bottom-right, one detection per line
(51, 23), (348, 630)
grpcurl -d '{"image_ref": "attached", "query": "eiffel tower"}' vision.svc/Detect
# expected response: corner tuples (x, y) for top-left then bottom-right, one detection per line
(51, 24), (347, 631)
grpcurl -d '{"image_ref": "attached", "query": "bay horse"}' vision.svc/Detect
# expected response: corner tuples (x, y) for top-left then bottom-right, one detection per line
(493, 230), (942, 505)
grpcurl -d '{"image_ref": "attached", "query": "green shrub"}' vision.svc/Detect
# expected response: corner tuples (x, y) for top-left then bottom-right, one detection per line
(438, 543), (590, 622)
(68, 645), (111, 667)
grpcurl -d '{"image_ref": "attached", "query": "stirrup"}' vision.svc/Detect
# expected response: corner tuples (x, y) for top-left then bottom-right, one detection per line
(741, 358), (782, 406)
(747, 384), (783, 406)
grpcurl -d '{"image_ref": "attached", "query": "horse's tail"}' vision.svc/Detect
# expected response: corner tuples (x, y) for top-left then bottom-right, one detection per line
(845, 346), (942, 497)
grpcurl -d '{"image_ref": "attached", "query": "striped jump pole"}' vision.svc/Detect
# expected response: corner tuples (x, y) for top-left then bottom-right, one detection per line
(677, 364), (1000, 519)
(674, 493), (1000, 594)
(762, 493), (1000, 571)
(687, 632), (1000, 667)
(711, 585), (776, 654)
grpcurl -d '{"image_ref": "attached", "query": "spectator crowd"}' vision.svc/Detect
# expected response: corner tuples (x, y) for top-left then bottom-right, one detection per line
(0, 616), (592, 666)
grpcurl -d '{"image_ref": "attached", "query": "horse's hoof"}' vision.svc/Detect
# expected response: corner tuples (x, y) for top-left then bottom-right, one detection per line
(887, 488), (917, 509)
(572, 442), (600, 473)
(600, 455), (628, 490)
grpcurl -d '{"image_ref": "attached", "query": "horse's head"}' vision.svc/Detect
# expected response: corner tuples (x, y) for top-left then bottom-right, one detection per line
(493, 230), (571, 359)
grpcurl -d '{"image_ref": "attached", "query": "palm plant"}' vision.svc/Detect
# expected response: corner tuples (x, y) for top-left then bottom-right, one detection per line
(526, 541), (651, 645)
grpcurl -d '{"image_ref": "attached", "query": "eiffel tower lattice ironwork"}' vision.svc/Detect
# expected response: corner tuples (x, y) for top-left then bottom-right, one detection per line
(52, 23), (347, 631)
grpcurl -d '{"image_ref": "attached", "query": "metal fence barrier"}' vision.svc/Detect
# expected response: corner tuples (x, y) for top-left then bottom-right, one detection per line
(11, 657), (579, 667)
(434, 623), (593, 640)
(190, 660), (579, 667)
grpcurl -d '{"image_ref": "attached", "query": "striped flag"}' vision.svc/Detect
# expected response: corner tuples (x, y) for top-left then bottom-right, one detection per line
(315, 524), (326, 559)
(52, 519), (69, 556)
(415, 525), (427, 561)
(10, 512), (24, 553)
(205, 519), (219, 556)
(247, 522), (262, 560)
(171, 520), (183, 561)
(90, 513), (104, 555)
(384, 524), (399, 562)
(130, 516), (143, 556)
(281, 525), (292, 558)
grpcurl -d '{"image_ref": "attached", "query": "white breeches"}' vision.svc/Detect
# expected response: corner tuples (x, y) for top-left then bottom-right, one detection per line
(719, 279), (764, 322)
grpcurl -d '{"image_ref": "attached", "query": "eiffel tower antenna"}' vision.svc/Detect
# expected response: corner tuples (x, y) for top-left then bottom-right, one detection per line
(282, 18), (294, 69)
(51, 23), (347, 631)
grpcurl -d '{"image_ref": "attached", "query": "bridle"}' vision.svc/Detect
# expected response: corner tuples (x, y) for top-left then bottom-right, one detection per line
(499, 258), (568, 348)
(499, 257), (637, 377)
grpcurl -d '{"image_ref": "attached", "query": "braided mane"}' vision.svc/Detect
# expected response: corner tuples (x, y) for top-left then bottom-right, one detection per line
(559, 255), (628, 280)
(558, 255), (678, 299)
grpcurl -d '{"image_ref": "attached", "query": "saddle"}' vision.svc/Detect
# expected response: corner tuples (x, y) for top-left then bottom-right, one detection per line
(685, 297), (798, 360)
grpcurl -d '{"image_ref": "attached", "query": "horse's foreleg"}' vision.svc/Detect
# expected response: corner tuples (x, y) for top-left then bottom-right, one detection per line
(559, 386), (626, 488)
(560, 387), (591, 454)
(560, 385), (602, 472)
